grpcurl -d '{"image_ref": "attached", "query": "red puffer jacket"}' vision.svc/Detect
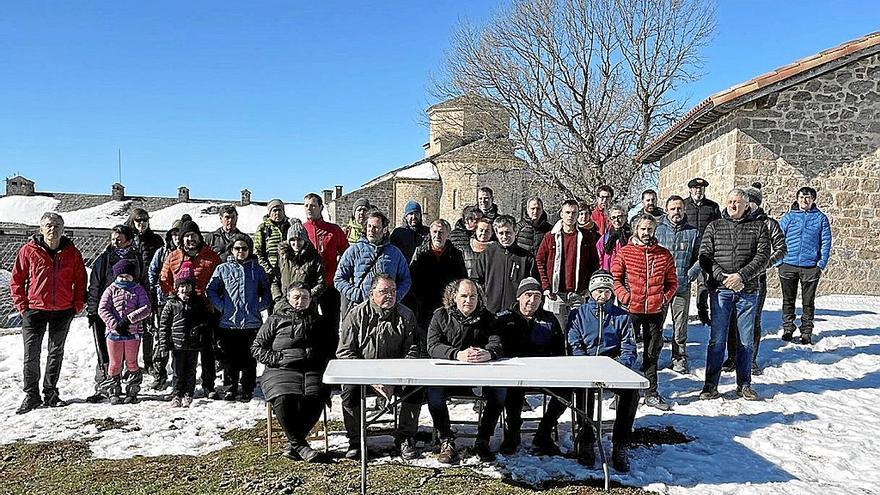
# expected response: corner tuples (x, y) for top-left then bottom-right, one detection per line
(159, 245), (222, 298)
(10, 236), (87, 313)
(611, 239), (678, 315)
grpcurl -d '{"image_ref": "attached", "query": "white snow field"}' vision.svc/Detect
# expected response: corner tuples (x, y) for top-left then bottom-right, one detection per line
(1, 295), (878, 494)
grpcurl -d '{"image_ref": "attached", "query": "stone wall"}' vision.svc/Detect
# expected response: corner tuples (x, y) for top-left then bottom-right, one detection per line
(329, 179), (395, 226)
(393, 180), (442, 226)
(435, 156), (534, 223)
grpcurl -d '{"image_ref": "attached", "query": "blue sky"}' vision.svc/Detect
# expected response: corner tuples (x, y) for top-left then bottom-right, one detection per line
(1, 1), (878, 202)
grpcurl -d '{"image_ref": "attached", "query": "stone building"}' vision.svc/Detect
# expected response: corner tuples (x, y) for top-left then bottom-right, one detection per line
(326, 96), (553, 227)
(637, 31), (880, 295)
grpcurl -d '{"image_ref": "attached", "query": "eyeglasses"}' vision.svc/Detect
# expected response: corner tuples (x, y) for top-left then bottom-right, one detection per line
(232, 246), (250, 251)
(375, 288), (397, 296)
(610, 215), (626, 220)
(134, 218), (149, 222)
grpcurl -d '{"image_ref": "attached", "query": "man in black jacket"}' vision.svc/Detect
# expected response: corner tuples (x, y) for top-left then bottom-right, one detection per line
(476, 186), (501, 222)
(86, 225), (144, 403)
(698, 189), (770, 401)
(684, 178), (722, 325)
(474, 215), (539, 313)
(390, 200), (430, 263)
(515, 197), (552, 256)
(427, 279), (504, 463)
(405, 219), (467, 332)
(496, 278), (568, 456)
(206, 205), (249, 256)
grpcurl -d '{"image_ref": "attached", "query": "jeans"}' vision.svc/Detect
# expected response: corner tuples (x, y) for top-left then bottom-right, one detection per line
(217, 328), (258, 394)
(341, 385), (423, 446)
(631, 313), (664, 395)
(705, 289), (758, 388)
(272, 394), (326, 447)
(668, 291), (691, 361)
(779, 264), (821, 336)
(21, 309), (75, 400)
(725, 275), (767, 366)
(426, 386), (506, 442)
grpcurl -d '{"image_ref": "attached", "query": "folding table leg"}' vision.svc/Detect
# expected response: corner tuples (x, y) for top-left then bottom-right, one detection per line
(595, 387), (609, 491)
(360, 384), (368, 495)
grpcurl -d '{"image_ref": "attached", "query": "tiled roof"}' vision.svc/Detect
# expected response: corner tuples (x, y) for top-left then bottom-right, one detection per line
(637, 31), (880, 164)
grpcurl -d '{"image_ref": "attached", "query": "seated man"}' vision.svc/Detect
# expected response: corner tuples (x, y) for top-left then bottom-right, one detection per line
(496, 277), (568, 456)
(567, 270), (639, 472)
(336, 274), (422, 460)
(426, 278), (505, 463)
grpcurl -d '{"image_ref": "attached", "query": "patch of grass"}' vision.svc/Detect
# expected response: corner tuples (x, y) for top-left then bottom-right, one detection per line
(84, 417), (129, 432)
(0, 422), (651, 494)
(629, 426), (691, 447)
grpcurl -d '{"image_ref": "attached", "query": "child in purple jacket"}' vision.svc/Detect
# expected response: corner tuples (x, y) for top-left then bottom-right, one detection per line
(98, 260), (151, 404)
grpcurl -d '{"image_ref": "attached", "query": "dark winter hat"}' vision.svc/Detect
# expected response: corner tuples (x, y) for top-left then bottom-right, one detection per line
(404, 200), (422, 217)
(112, 259), (136, 278)
(267, 199), (284, 212)
(589, 270), (614, 293)
(516, 277), (542, 298)
(744, 186), (763, 206)
(687, 177), (709, 188)
(352, 198), (370, 214)
(174, 260), (195, 288)
(287, 218), (309, 242)
(177, 220), (202, 243)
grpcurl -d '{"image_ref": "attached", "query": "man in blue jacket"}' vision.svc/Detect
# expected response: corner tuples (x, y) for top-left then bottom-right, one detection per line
(778, 187), (832, 345)
(567, 270), (638, 472)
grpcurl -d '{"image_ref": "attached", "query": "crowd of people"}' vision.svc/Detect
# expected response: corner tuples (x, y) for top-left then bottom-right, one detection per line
(9, 179), (833, 472)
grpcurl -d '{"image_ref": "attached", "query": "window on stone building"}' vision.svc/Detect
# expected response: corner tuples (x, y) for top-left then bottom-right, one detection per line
(453, 189), (458, 210)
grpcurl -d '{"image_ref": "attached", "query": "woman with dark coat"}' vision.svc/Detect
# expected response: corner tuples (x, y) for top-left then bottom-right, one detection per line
(252, 282), (335, 462)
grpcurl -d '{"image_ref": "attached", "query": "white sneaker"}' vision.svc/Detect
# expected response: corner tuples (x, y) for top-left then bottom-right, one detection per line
(182, 395), (193, 408)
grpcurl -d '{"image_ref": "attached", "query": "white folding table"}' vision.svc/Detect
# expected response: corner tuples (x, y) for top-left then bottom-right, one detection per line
(323, 356), (648, 494)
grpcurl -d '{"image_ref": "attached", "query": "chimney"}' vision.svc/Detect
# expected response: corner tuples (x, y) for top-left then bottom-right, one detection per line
(111, 183), (125, 201)
(334, 185), (343, 199)
(178, 186), (190, 203)
(240, 189), (251, 206)
(322, 189), (333, 206)
(6, 176), (36, 196)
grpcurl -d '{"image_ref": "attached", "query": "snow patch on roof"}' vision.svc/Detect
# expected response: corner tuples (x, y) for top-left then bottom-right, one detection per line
(0, 196), (62, 225)
(396, 162), (439, 180)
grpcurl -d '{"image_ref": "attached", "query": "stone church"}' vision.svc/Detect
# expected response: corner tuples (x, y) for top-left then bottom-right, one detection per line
(638, 32), (880, 295)
(324, 96), (548, 227)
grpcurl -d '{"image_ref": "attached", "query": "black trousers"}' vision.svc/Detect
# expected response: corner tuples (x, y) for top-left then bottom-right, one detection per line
(631, 313), (664, 396)
(271, 394), (326, 446)
(199, 326), (217, 392)
(576, 389), (639, 447)
(696, 272), (710, 317)
(503, 388), (568, 439)
(779, 264), (821, 336)
(341, 385), (423, 446)
(217, 328), (258, 393)
(319, 287), (342, 332)
(90, 317), (111, 391)
(21, 309), (75, 400)
(426, 386), (506, 442)
(172, 350), (199, 397)
(151, 307), (169, 381)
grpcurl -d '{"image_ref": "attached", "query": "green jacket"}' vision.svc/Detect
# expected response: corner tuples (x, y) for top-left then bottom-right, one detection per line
(271, 242), (327, 304)
(336, 299), (420, 360)
(253, 216), (290, 278)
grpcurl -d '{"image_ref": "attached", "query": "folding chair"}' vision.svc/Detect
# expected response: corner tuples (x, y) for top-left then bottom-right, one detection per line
(506, 389), (561, 441)
(266, 401), (330, 456)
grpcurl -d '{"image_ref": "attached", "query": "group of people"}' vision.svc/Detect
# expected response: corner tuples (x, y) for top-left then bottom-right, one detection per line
(9, 179), (832, 472)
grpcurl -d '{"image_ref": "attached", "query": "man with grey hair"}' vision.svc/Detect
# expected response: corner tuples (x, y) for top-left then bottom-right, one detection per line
(698, 188), (770, 401)
(207, 204), (249, 256)
(10, 212), (87, 414)
(406, 219), (467, 332)
(516, 197), (552, 256)
(474, 215), (538, 313)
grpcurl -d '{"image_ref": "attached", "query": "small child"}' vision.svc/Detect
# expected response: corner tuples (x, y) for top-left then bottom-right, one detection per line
(158, 263), (211, 407)
(97, 259), (151, 404)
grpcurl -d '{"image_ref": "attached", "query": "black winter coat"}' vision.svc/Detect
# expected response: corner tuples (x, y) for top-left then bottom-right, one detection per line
(159, 295), (212, 352)
(753, 208), (787, 269)
(684, 197), (722, 234)
(449, 219), (473, 254)
(252, 303), (334, 400)
(496, 304), (566, 358)
(405, 240), (468, 330)
(390, 224), (430, 263)
(473, 242), (538, 313)
(699, 208), (771, 292)
(206, 227), (250, 257)
(427, 306), (503, 360)
(87, 245), (145, 315)
(515, 213), (552, 256)
(132, 230), (164, 280)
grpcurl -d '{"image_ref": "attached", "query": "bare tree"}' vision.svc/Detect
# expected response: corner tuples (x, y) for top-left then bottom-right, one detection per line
(432, 0), (714, 206)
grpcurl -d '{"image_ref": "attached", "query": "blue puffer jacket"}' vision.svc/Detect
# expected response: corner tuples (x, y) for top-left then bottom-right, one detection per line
(334, 237), (412, 306)
(206, 257), (271, 330)
(778, 204), (832, 269)
(567, 298), (636, 369)
(655, 216), (701, 294)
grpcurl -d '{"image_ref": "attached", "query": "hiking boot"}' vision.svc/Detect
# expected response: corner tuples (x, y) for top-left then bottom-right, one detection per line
(151, 378), (168, 391)
(123, 395), (139, 404)
(282, 443), (301, 461)
(576, 441), (596, 467)
(293, 443), (322, 463)
(499, 434), (520, 456)
(16, 395), (42, 415)
(611, 447), (630, 472)
(85, 393), (106, 404)
(182, 395), (194, 407)
(736, 386), (759, 401)
(223, 388), (238, 401)
(109, 395), (123, 405)
(781, 330), (794, 342)
(205, 390), (220, 400)
(644, 393), (672, 411)
(699, 387), (721, 400)
(397, 437), (420, 460)
(799, 334), (812, 345)
(672, 358), (689, 374)
(751, 363), (763, 376)
(721, 359), (736, 372)
(531, 433), (561, 456)
(43, 394), (67, 408)
(344, 446), (360, 460)
(169, 396), (183, 408)
(238, 393), (253, 403)
(437, 439), (457, 464)
(474, 439), (495, 462)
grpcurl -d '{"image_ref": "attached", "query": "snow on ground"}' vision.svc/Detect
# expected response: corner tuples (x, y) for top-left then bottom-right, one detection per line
(1, 295), (879, 494)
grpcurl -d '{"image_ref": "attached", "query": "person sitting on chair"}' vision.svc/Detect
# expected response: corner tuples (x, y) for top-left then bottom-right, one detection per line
(252, 282), (335, 463)
(336, 273), (422, 461)
(567, 270), (639, 472)
(426, 278), (505, 464)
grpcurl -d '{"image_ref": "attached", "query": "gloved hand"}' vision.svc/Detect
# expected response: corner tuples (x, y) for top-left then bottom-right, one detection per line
(87, 314), (100, 329)
(116, 319), (131, 337)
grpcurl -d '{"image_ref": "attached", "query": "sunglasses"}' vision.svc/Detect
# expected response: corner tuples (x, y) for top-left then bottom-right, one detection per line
(134, 218), (149, 222)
